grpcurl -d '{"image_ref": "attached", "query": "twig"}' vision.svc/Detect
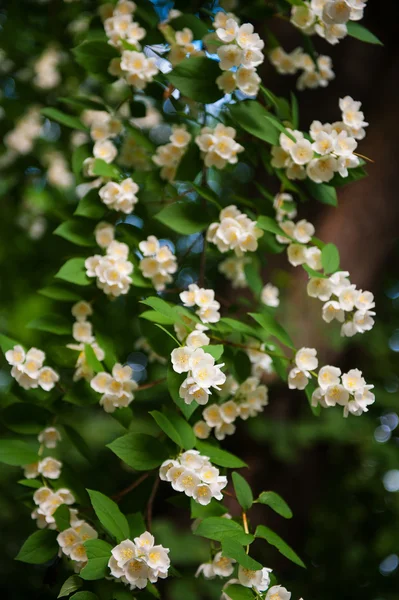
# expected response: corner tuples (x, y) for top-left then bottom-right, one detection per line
(209, 335), (291, 360)
(113, 473), (149, 503)
(146, 477), (160, 532)
(137, 377), (166, 391)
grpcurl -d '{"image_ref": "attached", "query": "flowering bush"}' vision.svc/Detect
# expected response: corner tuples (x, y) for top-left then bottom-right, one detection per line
(0, 1), (384, 599)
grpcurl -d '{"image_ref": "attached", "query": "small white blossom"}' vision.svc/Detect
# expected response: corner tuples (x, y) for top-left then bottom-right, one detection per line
(38, 427), (61, 449)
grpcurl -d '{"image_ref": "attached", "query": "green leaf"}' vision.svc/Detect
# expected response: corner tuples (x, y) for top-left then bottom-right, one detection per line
(15, 529), (58, 564)
(257, 491), (293, 519)
(291, 91), (299, 129)
(0, 439), (38, 466)
(91, 159), (122, 180)
(264, 113), (296, 141)
(194, 517), (253, 545)
(140, 297), (180, 322)
(64, 425), (93, 463)
(232, 472), (253, 511)
(175, 143), (202, 182)
(222, 538), (261, 570)
(0, 332), (20, 353)
(191, 183), (222, 209)
(167, 367), (198, 420)
(257, 215), (289, 238)
(73, 40), (119, 77)
(54, 219), (96, 247)
(38, 286), (81, 302)
(169, 14), (210, 39)
(305, 180), (337, 207)
(244, 261), (263, 297)
(80, 539), (113, 581)
(27, 315), (71, 335)
(202, 345), (224, 360)
(195, 441), (247, 468)
(155, 201), (210, 235)
(229, 101), (279, 145)
(346, 22), (383, 45)
(72, 145), (92, 179)
(55, 258), (91, 286)
(107, 433), (169, 470)
(58, 575), (83, 598)
(224, 584), (254, 600)
(249, 312), (295, 349)
(70, 593), (98, 600)
(41, 108), (88, 132)
(54, 504), (71, 531)
(150, 410), (183, 447)
(75, 192), (106, 220)
(18, 479), (42, 489)
(168, 57), (223, 104)
(126, 512), (146, 538)
(87, 490), (130, 543)
(2, 404), (50, 434)
(190, 498), (228, 519)
(85, 344), (104, 373)
(321, 243), (340, 274)
(140, 310), (174, 325)
(59, 96), (106, 111)
(255, 524), (305, 568)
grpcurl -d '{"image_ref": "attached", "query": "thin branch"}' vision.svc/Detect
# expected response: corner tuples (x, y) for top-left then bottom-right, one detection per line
(137, 377), (166, 391)
(112, 473), (150, 503)
(146, 477), (160, 532)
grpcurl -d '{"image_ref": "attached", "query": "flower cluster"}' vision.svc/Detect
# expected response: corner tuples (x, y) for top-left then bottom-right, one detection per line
(291, 0), (368, 45)
(4, 106), (42, 155)
(269, 47), (334, 91)
(103, 0), (146, 48)
(159, 450), (227, 505)
(195, 124), (244, 170)
(207, 205), (263, 256)
(90, 363), (138, 413)
(288, 347), (375, 416)
(180, 284), (221, 324)
(5, 345), (59, 391)
(33, 47), (61, 89)
(271, 96), (367, 183)
(308, 270), (375, 337)
(194, 376), (269, 441)
(99, 177), (139, 214)
(44, 151), (74, 189)
(31, 486), (75, 530)
(85, 240), (134, 298)
(213, 11), (264, 96)
(24, 456), (62, 480)
(152, 125), (192, 182)
(108, 532), (170, 590)
(275, 211), (322, 272)
(196, 552), (235, 579)
(172, 339), (226, 406)
(57, 514), (98, 570)
(219, 256), (249, 288)
(67, 300), (105, 382)
(139, 235), (177, 291)
(168, 27), (204, 66)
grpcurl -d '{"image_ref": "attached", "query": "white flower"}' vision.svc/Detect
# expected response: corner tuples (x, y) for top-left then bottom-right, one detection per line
(217, 44), (243, 70)
(238, 566), (272, 592)
(306, 156), (337, 183)
(171, 347), (193, 374)
(338, 284), (359, 311)
(73, 321), (94, 343)
(342, 368), (366, 392)
(93, 140), (118, 163)
(207, 205), (263, 256)
(235, 66), (261, 96)
(290, 139), (313, 165)
(109, 533), (169, 588)
(203, 404), (223, 427)
(312, 131), (335, 155)
(212, 552), (236, 577)
(318, 365), (342, 390)
(295, 347), (318, 373)
(261, 283), (280, 307)
(307, 277), (332, 301)
(305, 247), (322, 270)
(193, 420), (211, 439)
(71, 301), (93, 322)
(287, 244), (306, 267)
(5, 344), (25, 366)
(38, 427), (61, 449)
(38, 457), (62, 479)
(293, 219), (315, 244)
(353, 309), (375, 333)
(266, 585), (292, 600)
(355, 290), (375, 311)
(288, 367), (309, 390)
(324, 383), (350, 406)
(322, 300), (345, 323)
(322, 1), (351, 25)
